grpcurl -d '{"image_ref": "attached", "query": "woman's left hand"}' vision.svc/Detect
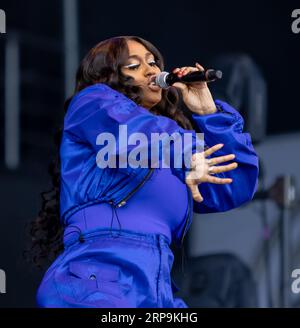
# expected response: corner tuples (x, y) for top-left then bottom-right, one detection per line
(172, 63), (217, 115)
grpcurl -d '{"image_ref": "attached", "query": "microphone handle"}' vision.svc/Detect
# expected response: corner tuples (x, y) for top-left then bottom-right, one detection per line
(167, 69), (222, 85)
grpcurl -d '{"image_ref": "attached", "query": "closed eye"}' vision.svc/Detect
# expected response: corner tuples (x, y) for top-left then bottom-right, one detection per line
(125, 64), (140, 70)
(148, 61), (157, 67)
(124, 61), (158, 70)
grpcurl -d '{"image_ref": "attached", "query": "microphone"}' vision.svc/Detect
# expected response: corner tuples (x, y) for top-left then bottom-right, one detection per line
(154, 69), (222, 89)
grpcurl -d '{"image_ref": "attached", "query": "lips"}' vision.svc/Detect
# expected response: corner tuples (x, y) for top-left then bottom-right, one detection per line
(148, 83), (161, 92)
(147, 76), (160, 91)
(148, 75), (157, 85)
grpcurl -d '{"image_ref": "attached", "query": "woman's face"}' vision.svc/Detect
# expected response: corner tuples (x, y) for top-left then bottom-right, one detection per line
(121, 40), (162, 109)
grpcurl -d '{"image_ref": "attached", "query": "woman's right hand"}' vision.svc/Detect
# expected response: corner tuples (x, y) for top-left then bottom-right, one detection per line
(185, 143), (238, 203)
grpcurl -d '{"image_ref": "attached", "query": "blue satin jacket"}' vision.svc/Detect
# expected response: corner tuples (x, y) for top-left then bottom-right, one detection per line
(60, 83), (259, 247)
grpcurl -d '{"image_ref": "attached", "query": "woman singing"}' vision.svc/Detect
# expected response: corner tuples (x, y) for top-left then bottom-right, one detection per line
(29, 36), (258, 308)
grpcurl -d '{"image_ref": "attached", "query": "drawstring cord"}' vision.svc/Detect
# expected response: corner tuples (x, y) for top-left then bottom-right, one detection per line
(63, 225), (85, 244)
(109, 201), (122, 238)
(63, 201), (123, 245)
(109, 199), (187, 276)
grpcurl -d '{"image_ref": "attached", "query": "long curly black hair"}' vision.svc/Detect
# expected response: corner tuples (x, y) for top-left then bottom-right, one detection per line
(24, 36), (195, 269)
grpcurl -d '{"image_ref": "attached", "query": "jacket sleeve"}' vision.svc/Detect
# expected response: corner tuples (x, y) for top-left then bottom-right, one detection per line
(191, 99), (259, 213)
(63, 84), (204, 183)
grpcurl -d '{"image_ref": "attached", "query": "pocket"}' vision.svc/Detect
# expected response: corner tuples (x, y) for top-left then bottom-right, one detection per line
(67, 260), (132, 302)
(69, 261), (120, 282)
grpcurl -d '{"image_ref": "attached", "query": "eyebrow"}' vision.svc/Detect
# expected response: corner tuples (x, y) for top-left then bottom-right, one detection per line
(127, 52), (154, 60)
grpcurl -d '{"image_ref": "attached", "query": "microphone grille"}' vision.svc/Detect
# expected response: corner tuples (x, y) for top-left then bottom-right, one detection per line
(215, 70), (223, 79)
(155, 71), (169, 89)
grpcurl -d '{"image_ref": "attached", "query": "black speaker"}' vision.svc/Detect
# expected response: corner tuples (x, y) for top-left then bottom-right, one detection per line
(172, 253), (258, 308)
(208, 54), (267, 145)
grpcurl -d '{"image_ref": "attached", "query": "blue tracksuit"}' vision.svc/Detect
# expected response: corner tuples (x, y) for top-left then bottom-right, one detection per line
(36, 83), (259, 307)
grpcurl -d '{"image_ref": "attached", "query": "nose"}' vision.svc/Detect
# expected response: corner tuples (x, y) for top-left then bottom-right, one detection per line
(144, 63), (157, 78)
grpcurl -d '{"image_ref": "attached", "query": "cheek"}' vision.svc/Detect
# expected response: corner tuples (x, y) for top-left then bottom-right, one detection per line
(121, 69), (139, 82)
(126, 72), (138, 81)
(130, 74), (145, 85)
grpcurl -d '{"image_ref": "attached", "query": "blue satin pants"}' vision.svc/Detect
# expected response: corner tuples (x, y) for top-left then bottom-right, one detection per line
(36, 228), (188, 308)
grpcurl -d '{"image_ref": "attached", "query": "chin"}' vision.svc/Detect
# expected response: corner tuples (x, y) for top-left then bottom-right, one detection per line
(145, 95), (162, 109)
(144, 100), (161, 109)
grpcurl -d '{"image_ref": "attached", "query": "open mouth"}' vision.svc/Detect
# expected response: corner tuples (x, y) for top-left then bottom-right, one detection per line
(148, 75), (157, 85)
(148, 83), (161, 92)
(148, 77), (161, 91)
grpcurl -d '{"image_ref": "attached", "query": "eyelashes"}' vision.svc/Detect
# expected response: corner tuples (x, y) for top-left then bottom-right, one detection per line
(124, 61), (158, 70)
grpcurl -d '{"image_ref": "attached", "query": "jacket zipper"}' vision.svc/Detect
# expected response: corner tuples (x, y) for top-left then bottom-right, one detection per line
(111, 166), (191, 245)
(113, 168), (155, 208)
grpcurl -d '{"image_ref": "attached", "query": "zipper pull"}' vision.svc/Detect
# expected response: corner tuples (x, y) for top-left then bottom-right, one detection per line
(109, 199), (126, 208)
(117, 200), (127, 207)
